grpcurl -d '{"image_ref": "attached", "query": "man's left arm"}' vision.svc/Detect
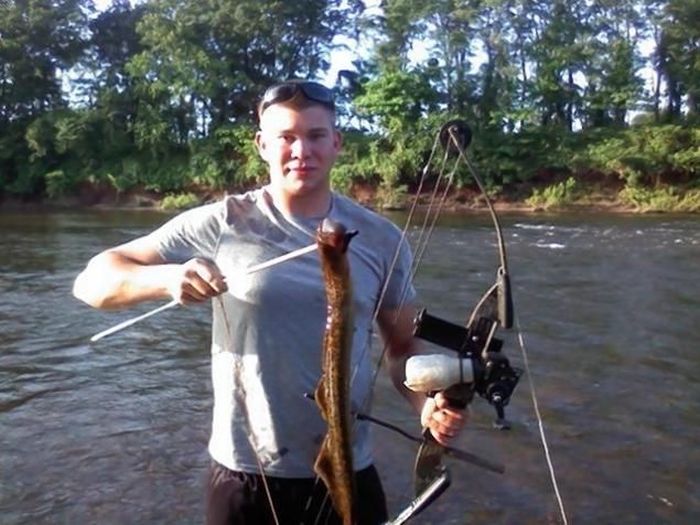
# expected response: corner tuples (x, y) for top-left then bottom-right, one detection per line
(377, 304), (468, 446)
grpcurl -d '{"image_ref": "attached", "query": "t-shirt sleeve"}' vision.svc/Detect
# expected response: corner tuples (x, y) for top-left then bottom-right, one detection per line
(146, 201), (224, 263)
(380, 234), (416, 309)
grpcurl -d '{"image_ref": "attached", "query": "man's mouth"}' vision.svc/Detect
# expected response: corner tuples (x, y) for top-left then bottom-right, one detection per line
(286, 165), (315, 175)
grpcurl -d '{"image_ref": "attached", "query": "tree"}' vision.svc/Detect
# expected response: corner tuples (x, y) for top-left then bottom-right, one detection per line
(529, 0), (589, 130)
(127, 0), (362, 141)
(0, 0), (89, 124)
(582, 0), (645, 127)
(0, 0), (90, 193)
(657, 0), (700, 118)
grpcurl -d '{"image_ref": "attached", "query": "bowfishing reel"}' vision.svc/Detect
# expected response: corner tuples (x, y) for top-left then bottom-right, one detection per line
(407, 309), (521, 429)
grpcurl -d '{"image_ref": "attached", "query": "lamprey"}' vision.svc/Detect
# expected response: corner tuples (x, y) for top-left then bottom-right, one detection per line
(314, 219), (358, 525)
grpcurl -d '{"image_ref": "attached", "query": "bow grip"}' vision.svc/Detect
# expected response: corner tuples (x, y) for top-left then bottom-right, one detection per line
(404, 354), (475, 410)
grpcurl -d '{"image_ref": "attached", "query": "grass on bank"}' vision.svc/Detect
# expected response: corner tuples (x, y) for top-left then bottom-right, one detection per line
(618, 186), (700, 212)
(160, 192), (200, 210)
(525, 178), (700, 212)
(526, 177), (580, 210)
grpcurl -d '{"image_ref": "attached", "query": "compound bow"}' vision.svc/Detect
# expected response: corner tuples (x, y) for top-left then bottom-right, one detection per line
(380, 120), (523, 523)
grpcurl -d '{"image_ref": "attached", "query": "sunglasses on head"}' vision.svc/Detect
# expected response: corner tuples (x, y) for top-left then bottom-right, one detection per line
(259, 80), (335, 115)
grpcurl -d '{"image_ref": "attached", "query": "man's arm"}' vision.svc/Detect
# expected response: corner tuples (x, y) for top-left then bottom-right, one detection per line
(377, 304), (467, 446)
(73, 236), (227, 310)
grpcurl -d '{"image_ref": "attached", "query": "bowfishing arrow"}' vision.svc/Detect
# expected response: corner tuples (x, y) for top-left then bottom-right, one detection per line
(89, 243), (318, 342)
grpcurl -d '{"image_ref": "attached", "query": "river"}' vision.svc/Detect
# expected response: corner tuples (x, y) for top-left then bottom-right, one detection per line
(1, 209), (698, 524)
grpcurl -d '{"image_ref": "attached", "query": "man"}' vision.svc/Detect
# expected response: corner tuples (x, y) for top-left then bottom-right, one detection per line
(73, 80), (466, 524)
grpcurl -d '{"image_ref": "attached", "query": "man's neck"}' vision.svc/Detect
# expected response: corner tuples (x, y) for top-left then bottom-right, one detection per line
(266, 185), (332, 219)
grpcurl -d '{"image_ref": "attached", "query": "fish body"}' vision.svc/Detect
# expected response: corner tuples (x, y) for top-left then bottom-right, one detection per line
(314, 219), (357, 525)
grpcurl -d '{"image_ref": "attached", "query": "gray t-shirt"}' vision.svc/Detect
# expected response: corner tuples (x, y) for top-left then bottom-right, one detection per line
(148, 186), (415, 477)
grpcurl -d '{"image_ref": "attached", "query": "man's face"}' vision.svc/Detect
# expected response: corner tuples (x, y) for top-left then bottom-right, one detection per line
(255, 103), (341, 202)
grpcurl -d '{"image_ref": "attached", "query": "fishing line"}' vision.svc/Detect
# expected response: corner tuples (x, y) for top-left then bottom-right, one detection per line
(216, 295), (281, 525)
(514, 315), (569, 525)
(356, 132), (452, 402)
(452, 125), (568, 523)
(409, 147), (460, 278)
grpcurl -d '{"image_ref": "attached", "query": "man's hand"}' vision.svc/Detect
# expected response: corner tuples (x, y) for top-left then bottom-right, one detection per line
(421, 391), (468, 446)
(168, 258), (228, 304)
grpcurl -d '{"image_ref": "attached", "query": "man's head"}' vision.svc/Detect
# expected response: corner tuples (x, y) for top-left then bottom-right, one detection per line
(255, 80), (341, 215)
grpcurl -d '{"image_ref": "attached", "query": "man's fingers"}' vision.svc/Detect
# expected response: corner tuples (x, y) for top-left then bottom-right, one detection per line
(421, 392), (470, 446)
(189, 259), (228, 293)
(172, 258), (228, 304)
(428, 424), (456, 446)
(433, 392), (467, 412)
(181, 284), (210, 304)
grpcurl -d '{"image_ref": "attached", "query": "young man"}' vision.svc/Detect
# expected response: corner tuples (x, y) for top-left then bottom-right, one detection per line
(73, 80), (466, 524)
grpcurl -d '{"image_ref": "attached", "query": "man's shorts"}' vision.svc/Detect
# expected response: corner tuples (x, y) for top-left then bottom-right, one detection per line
(206, 460), (388, 524)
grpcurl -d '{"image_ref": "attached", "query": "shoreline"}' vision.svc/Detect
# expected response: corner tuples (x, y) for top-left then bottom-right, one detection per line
(0, 182), (692, 215)
(0, 193), (634, 215)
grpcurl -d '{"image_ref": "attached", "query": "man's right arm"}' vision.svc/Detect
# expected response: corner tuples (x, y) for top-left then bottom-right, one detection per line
(72, 236), (227, 310)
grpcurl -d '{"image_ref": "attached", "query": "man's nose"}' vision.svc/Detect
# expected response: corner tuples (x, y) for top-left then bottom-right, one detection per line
(291, 138), (311, 158)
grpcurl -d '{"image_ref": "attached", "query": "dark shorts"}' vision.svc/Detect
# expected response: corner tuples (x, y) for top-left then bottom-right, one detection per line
(206, 461), (388, 525)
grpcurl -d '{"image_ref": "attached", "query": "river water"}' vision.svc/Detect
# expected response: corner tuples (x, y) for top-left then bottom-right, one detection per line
(0, 209), (698, 524)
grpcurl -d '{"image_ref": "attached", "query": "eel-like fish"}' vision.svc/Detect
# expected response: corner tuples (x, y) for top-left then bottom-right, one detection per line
(314, 219), (358, 525)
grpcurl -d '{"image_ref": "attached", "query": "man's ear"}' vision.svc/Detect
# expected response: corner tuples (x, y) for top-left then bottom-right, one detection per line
(333, 129), (343, 153)
(254, 131), (267, 160)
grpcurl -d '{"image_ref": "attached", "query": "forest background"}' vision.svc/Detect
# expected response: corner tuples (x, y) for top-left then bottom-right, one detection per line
(0, 0), (698, 212)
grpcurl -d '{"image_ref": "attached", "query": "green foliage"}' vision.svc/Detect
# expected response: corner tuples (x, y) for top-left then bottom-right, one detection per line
(655, 0), (700, 118)
(580, 125), (700, 185)
(330, 131), (377, 194)
(0, 0), (697, 214)
(4, 164), (45, 196)
(526, 177), (580, 210)
(0, 0), (88, 123)
(354, 67), (441, 134)
(44, 170), (74, 198)
(619, 185), (700, 212)
(160, 192), (200, 210)
(187, 124), (266, 189)
(375, 183), (409, 210)
(468, 127), (574, 186)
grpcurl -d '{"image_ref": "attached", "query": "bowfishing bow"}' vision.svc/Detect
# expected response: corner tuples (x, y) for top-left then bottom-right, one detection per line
(413, 120), (520, 491)
(383, 120), (523, 523)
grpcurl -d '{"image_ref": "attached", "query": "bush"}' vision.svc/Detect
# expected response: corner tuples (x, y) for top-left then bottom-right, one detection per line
(526, 177), (579, 210)
(160, 192), (200, 210)
(375, 183), (409, 210)
(619, 185), (700, 212)
(45, 170), (72, 198)
(581, 125), (699, 185)
(331, 130), (378, 193)
(189, 125), (265, 189)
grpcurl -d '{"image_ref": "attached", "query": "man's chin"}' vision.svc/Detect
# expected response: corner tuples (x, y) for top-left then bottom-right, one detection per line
(286, 168), (316, 180)
(286, 171), (318, 187)
(285, 176), (331, 198)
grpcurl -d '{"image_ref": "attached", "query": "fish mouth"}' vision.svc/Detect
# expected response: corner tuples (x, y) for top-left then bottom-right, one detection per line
(318, 219), (358, 252)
